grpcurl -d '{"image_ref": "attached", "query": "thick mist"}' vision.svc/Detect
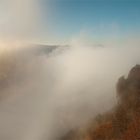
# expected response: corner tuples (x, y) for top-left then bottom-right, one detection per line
(0, 0), (41, 42)
(0, 44), (140, 140)
(0, 0), (140, 140)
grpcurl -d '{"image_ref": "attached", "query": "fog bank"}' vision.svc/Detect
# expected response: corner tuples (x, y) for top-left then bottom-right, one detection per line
(0, 44), (140, 140)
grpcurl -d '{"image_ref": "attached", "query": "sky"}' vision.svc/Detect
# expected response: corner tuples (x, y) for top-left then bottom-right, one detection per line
(0, 0), (140, 44)
(40, 0), (140, 44)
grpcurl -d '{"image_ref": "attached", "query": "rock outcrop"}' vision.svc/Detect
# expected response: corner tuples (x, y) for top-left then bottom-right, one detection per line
(60, 65), (140, 140)
(117, 65), (140, 112)
(117, 64), (140, 95)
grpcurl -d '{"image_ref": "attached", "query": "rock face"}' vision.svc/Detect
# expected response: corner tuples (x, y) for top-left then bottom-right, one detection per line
(128, 64), (140, 81)
(117, 65), (140, 93)
(89, 65), (140, 140)
(60, 65), (140, 140)
(117, 65), (140, 109)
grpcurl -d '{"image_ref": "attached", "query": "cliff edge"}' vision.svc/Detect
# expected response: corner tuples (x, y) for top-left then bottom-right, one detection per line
(60, 65), (140, 140)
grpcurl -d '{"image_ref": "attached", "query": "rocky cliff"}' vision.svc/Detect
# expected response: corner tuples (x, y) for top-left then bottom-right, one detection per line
(60, 65), (140, 140)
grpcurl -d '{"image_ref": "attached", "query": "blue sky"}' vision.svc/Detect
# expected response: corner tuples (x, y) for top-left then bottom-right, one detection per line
(40, 0), (140, 44)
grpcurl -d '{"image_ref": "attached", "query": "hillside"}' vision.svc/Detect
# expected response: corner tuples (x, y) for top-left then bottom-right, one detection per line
(60, 65), (140, 140)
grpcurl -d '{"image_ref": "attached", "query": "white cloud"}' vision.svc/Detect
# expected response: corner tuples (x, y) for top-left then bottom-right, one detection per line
(0, 0), (42, 42)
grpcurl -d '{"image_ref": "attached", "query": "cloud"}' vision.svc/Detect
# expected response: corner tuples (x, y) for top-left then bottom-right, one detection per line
(0, 0), (42, 42)
(0, 40), (140, 140)
(44, 43), (140, 139)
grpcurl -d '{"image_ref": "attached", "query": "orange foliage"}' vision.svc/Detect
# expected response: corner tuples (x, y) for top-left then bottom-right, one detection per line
(123, 115), (140, 140)
(89, 122), (114, 140)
